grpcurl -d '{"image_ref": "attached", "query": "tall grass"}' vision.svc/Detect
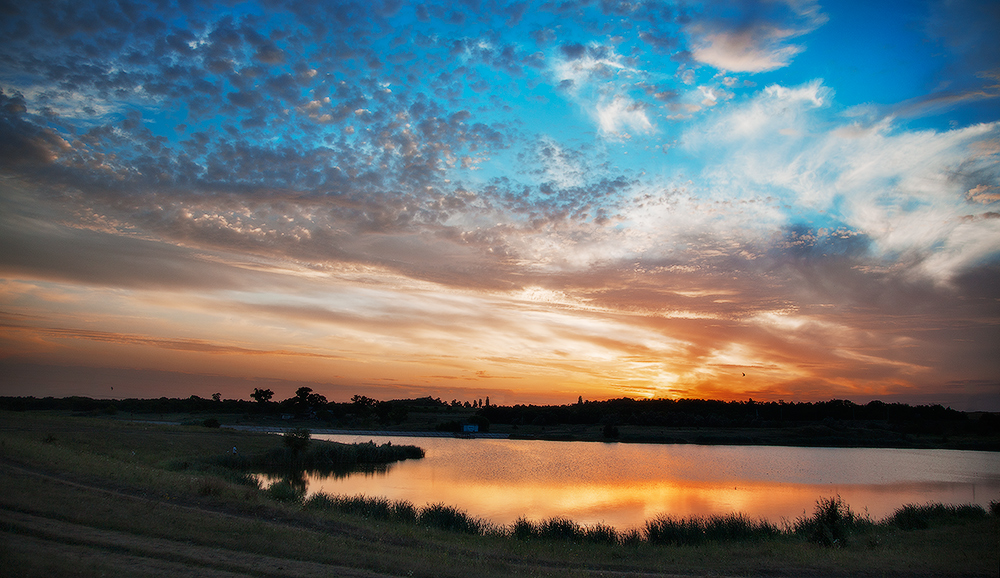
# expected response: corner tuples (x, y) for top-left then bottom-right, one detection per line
(888, 503), (989, 530)
(304, 493), (486, 533)
(646, 513), (782, 545)
(305, 493), (418, 523)
(216, 438), (425, 474)
(792, 495), (874, 546)
(299, 490), (996, 550)
(511, 517), (635, 545)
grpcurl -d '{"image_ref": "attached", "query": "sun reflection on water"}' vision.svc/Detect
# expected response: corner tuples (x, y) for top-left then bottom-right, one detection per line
(261, 436), (1000, 530)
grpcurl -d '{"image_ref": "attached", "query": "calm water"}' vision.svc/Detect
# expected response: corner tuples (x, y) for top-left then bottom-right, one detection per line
(275, 435), (1000, 529)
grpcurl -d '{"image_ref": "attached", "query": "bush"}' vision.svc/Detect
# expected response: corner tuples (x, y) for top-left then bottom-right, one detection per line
(418, 503), (484, 534)
(794, 496), (872, 547)
(583, 522), (621, 545)
(282, 428), (311, 453)
(890, 503), (988, 530)
(202, 418), (221, 428)
(539, 517), (583, 541)
(512, 517), (538, 540)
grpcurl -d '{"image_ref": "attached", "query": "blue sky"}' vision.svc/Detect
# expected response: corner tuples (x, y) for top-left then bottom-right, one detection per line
(1, 0), (998, 409)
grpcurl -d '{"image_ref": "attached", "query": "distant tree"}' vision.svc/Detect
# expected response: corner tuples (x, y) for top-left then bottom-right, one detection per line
(212, 392), (222, 402)
(251, 388), (274, 404)
(375, 401), (408, 425)
(290, 387), (327, 417)
(351, 395), (376, 408)
(306, 391), (327, 408)
(485, 396), (490, 407)
(578, 396), (583, 405)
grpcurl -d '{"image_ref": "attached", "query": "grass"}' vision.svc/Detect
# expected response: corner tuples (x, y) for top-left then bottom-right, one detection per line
(1, 410), (997, 577)
(212, 430), (424, 475)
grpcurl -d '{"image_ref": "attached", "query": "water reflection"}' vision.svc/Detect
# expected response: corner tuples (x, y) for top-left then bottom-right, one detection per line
(256, 462), (395, 501)
(269, 436), (1000, 530)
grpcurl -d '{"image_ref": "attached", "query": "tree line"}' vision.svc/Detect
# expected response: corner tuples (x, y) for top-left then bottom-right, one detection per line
(2, 391), (997, 435)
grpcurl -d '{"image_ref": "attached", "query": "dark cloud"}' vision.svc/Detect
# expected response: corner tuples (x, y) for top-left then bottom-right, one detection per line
(560, 43), (587, 59)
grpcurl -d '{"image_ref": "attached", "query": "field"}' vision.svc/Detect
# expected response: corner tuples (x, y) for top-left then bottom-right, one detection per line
(1, 411), (997, 577)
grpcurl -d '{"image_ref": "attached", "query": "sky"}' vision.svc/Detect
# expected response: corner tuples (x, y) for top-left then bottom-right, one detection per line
(1, 0), (998, 410)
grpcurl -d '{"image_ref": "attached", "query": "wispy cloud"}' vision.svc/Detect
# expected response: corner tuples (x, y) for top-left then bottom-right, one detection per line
(0, 0), (997, 409)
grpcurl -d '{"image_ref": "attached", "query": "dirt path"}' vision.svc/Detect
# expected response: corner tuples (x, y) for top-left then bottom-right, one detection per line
(2, 508), (393, 578)
(2, 460), (728, 578)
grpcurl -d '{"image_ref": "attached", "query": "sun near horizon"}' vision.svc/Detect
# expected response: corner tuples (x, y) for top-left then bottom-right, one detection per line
(1, 0), (998, 411)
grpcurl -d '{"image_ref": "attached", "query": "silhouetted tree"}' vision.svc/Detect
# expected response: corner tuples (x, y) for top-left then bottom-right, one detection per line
(290, 387), (327, 417)
(251, 388), (274, 404)
(212, 392), (222, 402)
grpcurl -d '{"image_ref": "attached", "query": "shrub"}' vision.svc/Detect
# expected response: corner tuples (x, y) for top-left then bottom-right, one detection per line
(282, 428), (311, 454)
(512, 517), (539, 540)
(418, 503), (484, 534)
(582, 522), (620, 545)
(890, 503), (988, 530)
(539, 517), (583, 541)
(202, 418), (221, 428)
(794, 496), (872, 547)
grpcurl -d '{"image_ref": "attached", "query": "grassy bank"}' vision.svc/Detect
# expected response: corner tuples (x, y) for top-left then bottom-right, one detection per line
(1, 411), (997, 577)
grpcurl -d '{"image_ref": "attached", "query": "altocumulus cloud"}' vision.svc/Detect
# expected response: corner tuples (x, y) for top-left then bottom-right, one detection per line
(0, 0), (997, 409)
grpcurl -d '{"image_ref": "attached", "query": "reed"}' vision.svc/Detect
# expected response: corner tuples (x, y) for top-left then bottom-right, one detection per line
(792, 495), (874, 546)
(889, 503), (989, 530)
(304, 493), (418, 524)
(645, 513), (782, 546)
(303, 493), (488, 534)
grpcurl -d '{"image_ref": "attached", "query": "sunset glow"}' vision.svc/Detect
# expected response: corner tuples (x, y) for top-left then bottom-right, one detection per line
(1, 1), (998, 408)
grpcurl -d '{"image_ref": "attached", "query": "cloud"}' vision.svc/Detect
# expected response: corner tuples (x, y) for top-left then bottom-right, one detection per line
(596, 97), (654, 136)
(687, 0), (828, 73)
(683, 80), (1000, 282)
(0, 0), (997, 409)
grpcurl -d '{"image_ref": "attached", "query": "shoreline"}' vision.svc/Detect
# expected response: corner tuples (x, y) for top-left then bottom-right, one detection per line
(152, 420), (999, 451)
(221, 424), (511, 439)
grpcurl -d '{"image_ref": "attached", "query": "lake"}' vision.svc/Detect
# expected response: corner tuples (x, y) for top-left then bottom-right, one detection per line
(274, 435), (1000, 530)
